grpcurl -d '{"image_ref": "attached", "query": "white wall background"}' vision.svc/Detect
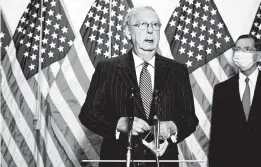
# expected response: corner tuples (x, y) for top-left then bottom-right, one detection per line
(1, 0), (261, 56)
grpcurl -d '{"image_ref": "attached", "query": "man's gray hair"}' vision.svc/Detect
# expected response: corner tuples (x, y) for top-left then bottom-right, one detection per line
(123, 6), (160, 29)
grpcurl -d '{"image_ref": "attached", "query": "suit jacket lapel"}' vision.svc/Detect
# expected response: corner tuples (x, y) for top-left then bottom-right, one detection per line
(118, 52), (146, 118)
(154, 53), (170, 93)
(248, 71), (261, 123)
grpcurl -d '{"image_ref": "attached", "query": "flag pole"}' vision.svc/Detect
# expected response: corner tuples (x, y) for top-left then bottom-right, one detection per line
(109, 0), (112, 58)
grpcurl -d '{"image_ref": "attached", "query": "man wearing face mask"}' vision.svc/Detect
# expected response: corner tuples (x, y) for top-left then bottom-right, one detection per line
(209, 34), (261, 167)
(79, 6), (198, 167)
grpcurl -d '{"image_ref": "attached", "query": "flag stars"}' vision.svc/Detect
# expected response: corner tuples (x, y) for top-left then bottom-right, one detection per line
(50, 42), (55, 48)
(95, 47), (102, 55)
(182, 6), (187, 12)
(210, 19), (215, 25)
(122, 38), (128, 45)
(28, 32), (33, 38)
(101, 17), (107, 25)
(38, 17), (44, 22)
(119, 4), (125, 11)
(197, 44), (204, 51)
(94, 14), (100, 22)
(199, 34), (205, 41)
(26, 42), (31, 48)
(89, 34), (96, 41)
(34, 34), (40, 41)
(195, 2), (201, 8)
(208, 28), (214, 35)
(97, 38), (103, 45)
(180, 15), (185, 21)
(211, 9), (217, 15)
(224, 36), (230, 42)
(99, 27), (105, 34)
(96, 4), (102, 11)
(58, 46), (64, 52)
(45, 18), (52, 26)
(51, 0), (56, 7)
(188, 50), (194, 57)
(172, 11), (178, 17)
(44, 28), (50, 35)
(41, 48), (46, 53)
(185, 18), (191, 24)
(85, 21), (90, 28)
(24, 52), (29, 57)
(56, 13), (62, 20)
(215, 42), (221, 48)
(115, 34), (120, 41)
(256, 33), (261, 39)
(42, 38), (48, 44)
(218, 22), (224, 29)
(88, 11), (94, 18)
(185, 60), (192, 67)
(107, 31), (113, 37)
(258, 24), (261, 30)
(68, 40), (74, 46)
(203, 5), (209, 11)
(183, 27), (189, 34)
(200, 25), (206, 31)
(202, 15), (208, 21)
(32, 44), (38, 51)
(179, 47), (185, 54)
(36, 25), (42, 31)
(177, 25), (182, 31)
(207, 38), (213, 45)
(20, 39), (24, 44)
(116, 13), (123, 21)
(0, 32), (5, 38)
(62, 26), (68, 33)
(92, 24), (98, 31)
(51, 32), (58, 39)
(189, 41), (195, 48)
(120, 48), (127, 54)
(192, 21), (198, 28)
(113, 44), (119, 51)
(59, 36), (66, 43)
(29, 64), (35, 70)
(32, 13), (37, 18)
(48, 9), (54, 16)
(31, 54), (37, 60)
(102, 7), (108, 14)
(30, 22), (35, 28)
(116, 24), (122, 31)
(48, 51), (54, 58)
(196, 54), (202, 61)
(17, 26), (23, 32)
(169, 20), (176, 27)
(181, 37), (187, 44)
(174, 34), (180, 40)
(187, 8), (192, 15)
(20, 17), (26, 23)
(111, 0), (117, 7)
(193, 12), (199, 18)
(206, 48), (212, 54)
(191, 31), (197, 38)
(216, 32), (222, 38)
(111, 10), (116, 17)
(54, 23), (59, 30)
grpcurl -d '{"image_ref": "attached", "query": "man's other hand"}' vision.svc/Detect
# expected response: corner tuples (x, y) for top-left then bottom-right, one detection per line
(116, 117), (150, 135)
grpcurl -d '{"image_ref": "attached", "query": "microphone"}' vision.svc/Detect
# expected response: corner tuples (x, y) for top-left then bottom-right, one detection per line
(126, 88), (135, 167)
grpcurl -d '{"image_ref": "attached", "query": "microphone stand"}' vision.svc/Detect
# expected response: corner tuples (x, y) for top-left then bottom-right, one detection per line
(126, 88), (135, 167)
(153, 90), (162, 167)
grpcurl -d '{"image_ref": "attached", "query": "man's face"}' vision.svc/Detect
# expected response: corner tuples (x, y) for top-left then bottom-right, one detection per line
(234, 38), (256, 53)
(129, 10), (160, 54)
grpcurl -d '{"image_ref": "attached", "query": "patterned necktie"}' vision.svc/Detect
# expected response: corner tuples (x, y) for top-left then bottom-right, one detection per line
(242, 77), (250, 120)
(140, 62), (153, 118)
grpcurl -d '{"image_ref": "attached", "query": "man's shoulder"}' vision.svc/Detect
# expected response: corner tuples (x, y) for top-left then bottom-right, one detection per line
(214, 74), (238, 91)
(157, 53), (187, 70)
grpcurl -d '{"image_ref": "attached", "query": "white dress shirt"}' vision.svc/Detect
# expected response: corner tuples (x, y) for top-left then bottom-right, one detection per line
(239, 68), (259, 105)
(132, 51), (155, 89)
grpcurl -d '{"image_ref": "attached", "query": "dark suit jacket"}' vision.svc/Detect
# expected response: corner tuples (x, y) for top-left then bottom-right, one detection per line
(209, 70), (261, 167)
(79, 51), (198, 167)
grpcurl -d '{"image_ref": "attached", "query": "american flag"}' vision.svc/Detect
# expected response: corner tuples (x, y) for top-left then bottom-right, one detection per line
(250, 2), (261, 70)
(165, 0), (236, 166)
(1, 0), (97, 167)
(1, 0), (135, 167)
(1, 9), (11, 61)
(80, 0), (133, 67)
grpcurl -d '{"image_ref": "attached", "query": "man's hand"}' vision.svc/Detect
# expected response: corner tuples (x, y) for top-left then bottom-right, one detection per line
(150, 121), (177, 140)
(116, 117), (150, 136)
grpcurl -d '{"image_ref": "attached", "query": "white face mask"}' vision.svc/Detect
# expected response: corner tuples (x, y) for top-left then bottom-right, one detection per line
(142, 138), (169, 157)
(233, 51), (258, 71)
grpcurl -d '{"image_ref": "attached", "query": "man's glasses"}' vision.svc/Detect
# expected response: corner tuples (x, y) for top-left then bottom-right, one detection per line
(132, 21), (162, 31)
(233, 47), (257, 52)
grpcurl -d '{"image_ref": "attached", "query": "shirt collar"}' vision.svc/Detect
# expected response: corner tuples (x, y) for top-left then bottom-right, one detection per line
(132, 51), (155, 68)
(239, 68), (259, 84)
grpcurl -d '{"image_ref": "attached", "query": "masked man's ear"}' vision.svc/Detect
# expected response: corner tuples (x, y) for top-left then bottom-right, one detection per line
(124, 27), (131, 40)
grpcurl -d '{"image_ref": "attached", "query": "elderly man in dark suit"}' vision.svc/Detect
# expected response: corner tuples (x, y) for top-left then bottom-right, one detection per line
(209, 34), (261, 167)
(79, 6), (198, 167)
